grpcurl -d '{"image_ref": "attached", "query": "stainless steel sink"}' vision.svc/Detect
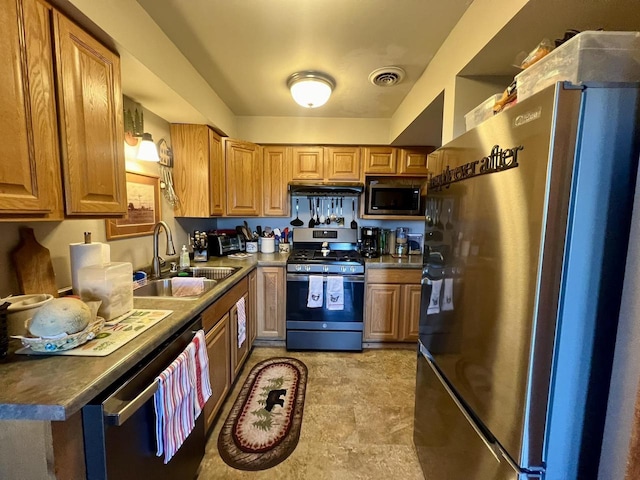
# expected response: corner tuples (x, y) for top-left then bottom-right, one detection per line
(186, 266), (240, 280)
(133, 267), (240, 298)
(133, 278), (218, 298)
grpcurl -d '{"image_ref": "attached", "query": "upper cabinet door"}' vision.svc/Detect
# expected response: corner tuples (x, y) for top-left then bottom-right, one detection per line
(225, 139), (261, 216)
(0, 0), (62, 217)
(208, 129), (225, 216)
(399, 147), (431, 176)
(292, 146), (324, 180)
(263, 146), (291, 216)
(171, 124), (211, 217)
(325, 147), (361, 181)
(363, 146), (397, 174)
(53, 12), (126, 215)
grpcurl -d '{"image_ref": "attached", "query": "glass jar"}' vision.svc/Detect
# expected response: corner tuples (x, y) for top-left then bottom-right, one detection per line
(395, 228), (409, 256)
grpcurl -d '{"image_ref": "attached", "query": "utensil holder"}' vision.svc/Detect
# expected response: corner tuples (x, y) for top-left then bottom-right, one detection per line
(261, 237), (275, 253)
(246, 241), (258, 253)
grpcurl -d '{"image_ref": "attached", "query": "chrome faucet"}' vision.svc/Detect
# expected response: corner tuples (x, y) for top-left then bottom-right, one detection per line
(152, 221), (176, 279)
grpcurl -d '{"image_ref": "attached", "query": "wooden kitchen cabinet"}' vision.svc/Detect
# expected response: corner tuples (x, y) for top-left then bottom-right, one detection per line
(201, 275), (250, 431)
(1, 0), (124, 219)
(0, 0), (63, 219)
(230, 293), (250, 380)
(364, 268), (421, 342)
(171, 124), (225, 217)
(248, 269), (257, 345)
(262, 146), (291, 216)
(363, 146), (431, 176)
(225, 138), (262, 216)
(203, 312), (230, 431)
(363, 146), (397, 174)
(53, 11), (126, 216)
(325, 146), (362, 181)
(398, 147), (431, 176)
(256, 266), (286, 339)
(291, 146), (324, 180)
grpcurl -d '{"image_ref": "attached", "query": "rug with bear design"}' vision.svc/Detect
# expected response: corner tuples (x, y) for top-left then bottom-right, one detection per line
(217, 357), (308, 471)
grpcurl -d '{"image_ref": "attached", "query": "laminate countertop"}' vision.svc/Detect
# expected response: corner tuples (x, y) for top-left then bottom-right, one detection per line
(365, 254), (423, 268)
(0, 251), (419, 421)
(0, 253), (288, 421)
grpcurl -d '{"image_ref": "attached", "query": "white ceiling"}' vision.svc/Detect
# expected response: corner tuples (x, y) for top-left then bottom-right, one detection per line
(136, 0), (473, 119)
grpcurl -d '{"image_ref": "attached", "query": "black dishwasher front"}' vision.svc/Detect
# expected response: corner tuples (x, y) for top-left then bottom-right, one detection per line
(82, 317), (205, 480)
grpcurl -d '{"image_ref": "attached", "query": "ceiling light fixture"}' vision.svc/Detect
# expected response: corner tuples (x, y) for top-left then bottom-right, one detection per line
(287, 71), (335, 108)
(136, 132), (160, 162)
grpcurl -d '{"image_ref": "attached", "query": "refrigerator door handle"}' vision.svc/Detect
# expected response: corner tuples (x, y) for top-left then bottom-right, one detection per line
(419, 344), (502, 462)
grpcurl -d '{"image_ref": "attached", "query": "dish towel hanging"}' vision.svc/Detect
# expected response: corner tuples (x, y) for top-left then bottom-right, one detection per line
(154, 330), (212, 464)
(170, 277), (205, 297)
(191, 330), (212, 418)
(326, 276), (344, 311)
(236, 297), (247, 348)
(307, 275), (324, 308)
(442, 278), (454, 311)
(427, 279), (443, 315)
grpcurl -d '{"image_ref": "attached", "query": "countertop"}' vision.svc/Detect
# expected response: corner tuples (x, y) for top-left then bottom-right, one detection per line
(0, 253), (288, 422)
(365, 254), (423, 268)
(0, 251), (420, 421)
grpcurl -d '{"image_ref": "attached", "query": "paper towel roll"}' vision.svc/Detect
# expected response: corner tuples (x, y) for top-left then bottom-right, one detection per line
(69, 243), (111, 294)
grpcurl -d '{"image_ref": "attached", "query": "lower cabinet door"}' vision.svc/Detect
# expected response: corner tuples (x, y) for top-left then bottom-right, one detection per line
(204, 313), (230, 432)
(230, 293), (250, 382)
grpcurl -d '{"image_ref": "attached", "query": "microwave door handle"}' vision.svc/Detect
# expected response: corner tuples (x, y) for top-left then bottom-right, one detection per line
(103, 380), (159, 427)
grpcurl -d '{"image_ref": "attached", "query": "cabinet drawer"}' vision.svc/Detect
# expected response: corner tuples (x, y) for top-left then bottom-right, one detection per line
(366, 268), (421, 284)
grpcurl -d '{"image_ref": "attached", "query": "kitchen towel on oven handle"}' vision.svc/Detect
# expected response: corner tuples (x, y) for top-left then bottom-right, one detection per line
(154, 329), (212, 464)
(326, 276), (344, 310)
(307, 275), (324, 308)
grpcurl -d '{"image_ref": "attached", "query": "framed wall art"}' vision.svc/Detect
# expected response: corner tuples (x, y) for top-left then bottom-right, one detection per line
(106, 172), (161, 240)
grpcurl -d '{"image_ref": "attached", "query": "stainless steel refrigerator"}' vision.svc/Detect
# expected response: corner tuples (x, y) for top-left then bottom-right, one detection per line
(414, 82), (640, 480)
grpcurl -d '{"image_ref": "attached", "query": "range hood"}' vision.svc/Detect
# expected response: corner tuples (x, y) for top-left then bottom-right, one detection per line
(288, 181), (364, 196)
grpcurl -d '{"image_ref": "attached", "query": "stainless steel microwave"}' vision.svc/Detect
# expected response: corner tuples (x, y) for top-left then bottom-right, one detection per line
(366, 183), (421, 215)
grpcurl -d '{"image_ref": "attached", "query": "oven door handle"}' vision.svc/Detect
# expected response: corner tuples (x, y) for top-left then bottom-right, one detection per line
(286, 274), (364, 283)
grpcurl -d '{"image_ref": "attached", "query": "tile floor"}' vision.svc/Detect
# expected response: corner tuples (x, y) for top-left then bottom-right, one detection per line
(198, 346), (425, 479)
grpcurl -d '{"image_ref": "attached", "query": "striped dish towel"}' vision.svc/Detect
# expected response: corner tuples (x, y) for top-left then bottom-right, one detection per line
(191, 330), (212, 418)
(236, 297), (247, 349)
(154, 329), (212, 464)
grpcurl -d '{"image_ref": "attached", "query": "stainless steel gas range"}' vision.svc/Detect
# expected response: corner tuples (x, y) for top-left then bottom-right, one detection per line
(286, 228), (364, 351)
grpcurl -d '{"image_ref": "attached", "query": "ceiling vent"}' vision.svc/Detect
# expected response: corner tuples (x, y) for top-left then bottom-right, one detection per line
(368, 66), (406, 87)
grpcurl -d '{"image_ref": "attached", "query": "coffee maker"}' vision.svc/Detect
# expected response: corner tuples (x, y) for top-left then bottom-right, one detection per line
(360, 227), (380, 258)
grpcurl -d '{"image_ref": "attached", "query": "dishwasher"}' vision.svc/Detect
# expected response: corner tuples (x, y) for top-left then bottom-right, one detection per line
(82, 317), (206, 480)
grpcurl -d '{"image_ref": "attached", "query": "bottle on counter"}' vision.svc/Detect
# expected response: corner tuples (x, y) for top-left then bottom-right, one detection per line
(179, 245), (190, 269)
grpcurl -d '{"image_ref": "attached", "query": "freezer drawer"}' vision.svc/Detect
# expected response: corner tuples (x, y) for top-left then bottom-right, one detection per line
(414, 350), (520, 480)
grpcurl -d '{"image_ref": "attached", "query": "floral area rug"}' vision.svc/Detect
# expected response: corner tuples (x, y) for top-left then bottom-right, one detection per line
(217, 357), (308, 471)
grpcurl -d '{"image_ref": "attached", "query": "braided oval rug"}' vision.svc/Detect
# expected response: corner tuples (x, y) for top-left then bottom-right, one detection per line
(217, 357), (308, 471)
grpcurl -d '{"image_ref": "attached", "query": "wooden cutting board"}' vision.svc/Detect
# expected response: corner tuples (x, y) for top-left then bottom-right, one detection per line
(10, 227), (59, 297)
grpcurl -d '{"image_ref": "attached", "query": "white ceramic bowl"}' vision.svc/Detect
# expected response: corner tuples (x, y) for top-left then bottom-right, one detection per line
(2, 294), (54, 336)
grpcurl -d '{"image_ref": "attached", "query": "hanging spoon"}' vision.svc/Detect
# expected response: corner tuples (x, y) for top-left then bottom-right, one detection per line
(319, 198), (326, 224)
(435, 200), (444, 230)
(445, 207), (454, 230)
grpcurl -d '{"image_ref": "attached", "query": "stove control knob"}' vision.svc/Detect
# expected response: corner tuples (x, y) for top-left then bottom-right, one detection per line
(323, 265), (329, 273)
(322, 323), (328, 329)
(340, 266), (347, 273)
(350, 266), (356, 273)
(295, 265), (302, 272)
(305, 265), (311, 272)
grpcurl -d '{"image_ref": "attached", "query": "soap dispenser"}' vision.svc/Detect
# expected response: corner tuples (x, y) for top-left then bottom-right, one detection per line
(179, 245), (190, 269)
